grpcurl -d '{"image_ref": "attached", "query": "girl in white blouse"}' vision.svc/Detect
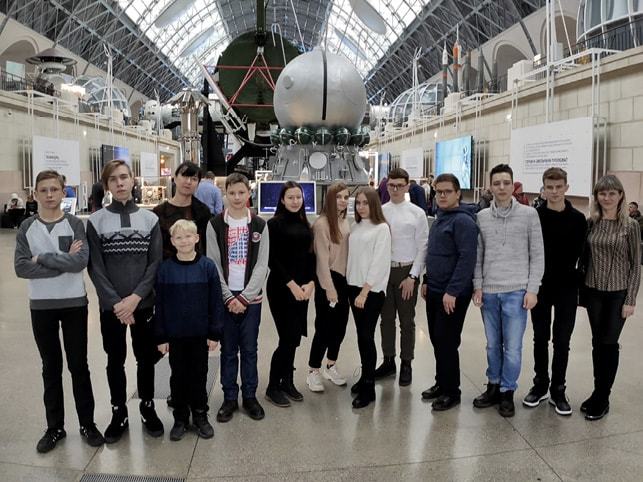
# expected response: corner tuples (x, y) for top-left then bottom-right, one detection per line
(346, 187), (391, 408)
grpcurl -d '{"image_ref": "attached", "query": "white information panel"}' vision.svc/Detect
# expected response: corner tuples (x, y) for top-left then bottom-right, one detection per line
(140, 151), (159, 178)
(32, 135), (81, 185)
(400, 147), (424, 179)
(510, 117), (593, 196)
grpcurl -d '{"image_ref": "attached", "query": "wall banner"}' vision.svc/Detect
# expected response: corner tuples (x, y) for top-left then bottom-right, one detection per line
(32, 136), (81, 186)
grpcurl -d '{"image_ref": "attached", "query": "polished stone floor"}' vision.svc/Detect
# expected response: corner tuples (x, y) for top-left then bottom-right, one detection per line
(2, 228), (643, 481)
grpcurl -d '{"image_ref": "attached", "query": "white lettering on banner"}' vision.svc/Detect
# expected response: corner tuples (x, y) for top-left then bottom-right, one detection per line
(32, 136), (81, 185)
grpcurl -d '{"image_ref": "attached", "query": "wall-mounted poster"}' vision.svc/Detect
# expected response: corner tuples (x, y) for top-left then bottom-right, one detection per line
(32, 136), (80, 185)
(400, 147), (424, 179)
(140, 151), (159, 178)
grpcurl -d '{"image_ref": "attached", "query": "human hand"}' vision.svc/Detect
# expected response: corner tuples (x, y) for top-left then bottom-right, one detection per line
(288, 281), (306, 301)
(119, 313), (135, 325)
(157, 343), (169, 355)
(622, 305), (635, 319)
(207, 339), (219, 351)
(523, 292), (538, 310)
(301, 282), (315, 300)
(399, 277), (416, 301)
(326, 288), (338, 305)
(228, 298), (246, 314)
(354, 292), (368, 309)
(443, 293), (456, 315)
(473, 289), (483, 307)
(69, 240), (83, 254)
(421, 284), (427, 300)
(114, 294), (141, 320)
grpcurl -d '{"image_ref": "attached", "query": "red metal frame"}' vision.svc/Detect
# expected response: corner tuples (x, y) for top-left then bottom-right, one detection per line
(227, 53), (278, 108)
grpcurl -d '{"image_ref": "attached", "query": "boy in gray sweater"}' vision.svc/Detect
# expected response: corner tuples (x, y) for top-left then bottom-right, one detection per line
(15, 170), (104, 453)
(471, 164), (544, 417)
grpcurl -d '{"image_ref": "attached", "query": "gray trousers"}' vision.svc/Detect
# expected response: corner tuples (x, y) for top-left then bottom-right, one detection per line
(380, 265), (419, 361)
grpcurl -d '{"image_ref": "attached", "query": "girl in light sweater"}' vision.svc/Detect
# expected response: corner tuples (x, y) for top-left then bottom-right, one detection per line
(307, 182), (351, 392)
(347, 187), (391, 408)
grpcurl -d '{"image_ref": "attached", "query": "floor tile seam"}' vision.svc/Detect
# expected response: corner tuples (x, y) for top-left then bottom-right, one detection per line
(0, 459), (83, 474)
(531, 427), (643, 449)
(183, 446), (547, 480)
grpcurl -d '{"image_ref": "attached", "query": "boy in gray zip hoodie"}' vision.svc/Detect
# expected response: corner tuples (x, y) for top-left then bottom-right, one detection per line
(471, 164), (544, 418)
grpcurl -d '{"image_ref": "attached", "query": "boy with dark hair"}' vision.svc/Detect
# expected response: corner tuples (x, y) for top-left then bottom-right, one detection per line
(207, 172), (270, 422)
(87, 160), (164, 443)
(15, 170), (104, 453)
(155, 219), (224, 441)
(522, 167), (586, 415)
(472, 163), (544, 417)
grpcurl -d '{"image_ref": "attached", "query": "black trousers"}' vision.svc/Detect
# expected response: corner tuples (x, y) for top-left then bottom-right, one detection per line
(99, 307), (161, 407)
(169, 337), (209, 422)
(529, 284), (578, 389)
(426, 290), (471, 396)
(267, 278), (309, 387)
(308, 272), (350, 369)
(585, 288), (627, 400)
(349, 286), (386, 382)
(31, 306), (95, 429)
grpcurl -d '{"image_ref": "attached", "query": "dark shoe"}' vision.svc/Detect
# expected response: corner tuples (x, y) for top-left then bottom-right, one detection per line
(421, 384), (442, 400)
(473, 383), (500, 408)
(243, 398), (265, 420)
(351, 378), (364, 395)
(352, 383), (376, 409)
(279, 380), (304, 402)
(166, 395), (175, 409)
(104, 405), (128, 444)
(580, 393), (597, 413)
(265, 386), (291, 407)
(432, 394), (461, 411)
(522, 385), (549, 408)
(549, 388), (572, 416)
(216, 400), (239, 423)
(374, 356), (396, 379)
(585, 400), (609, 421)
(36, 428), (66, 453)
(169, 420), (187, 441)
(140, 400), (164, 437)
(79, 423), (105, 447)
(192, 410), (214, 439)
(498, 390), (515, 418)
(399, 360), (412, 386)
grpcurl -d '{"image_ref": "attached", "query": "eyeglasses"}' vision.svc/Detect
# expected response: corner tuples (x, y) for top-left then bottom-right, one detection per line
(436, 189), (455, 196)
(387, 183), (407, 191)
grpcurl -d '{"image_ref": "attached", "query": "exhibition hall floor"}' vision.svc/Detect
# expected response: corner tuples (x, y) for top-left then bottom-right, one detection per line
(2, 229), (643, 481)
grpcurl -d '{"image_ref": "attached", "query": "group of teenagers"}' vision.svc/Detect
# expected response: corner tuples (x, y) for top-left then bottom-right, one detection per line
(14, 158), (640, 455)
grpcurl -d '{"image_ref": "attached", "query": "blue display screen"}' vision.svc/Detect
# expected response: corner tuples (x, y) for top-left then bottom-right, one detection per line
(435, 136), (473, 189)
(258, 181), (316, 214)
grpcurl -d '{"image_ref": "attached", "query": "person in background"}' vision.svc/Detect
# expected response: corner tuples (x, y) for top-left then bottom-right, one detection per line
(195, 171), (224, 216)
(90, 180), (105, 212)
(347, 187), (391, 408)
(532, 187), (547, 209)
(422, 175), (436, 213)
(62, 176), (76, 198)
(6, 192), (25, 228)
(421, 173), (478, 411)
(477, 188), (493, 211)
(581, 175), (640, 421)
(25, 193), (38, 217)
(132, 178), (142, 204)
(265, 181), (315, 407)
(377, 176), (390, 205)
(15, 169), (104, 453)
(307, 182), (351, 392)
(512, 181), (529, 206)
(408, 179), (428, 213)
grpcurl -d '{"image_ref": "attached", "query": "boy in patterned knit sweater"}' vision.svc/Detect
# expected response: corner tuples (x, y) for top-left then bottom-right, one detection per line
(155, 219), (224, 441)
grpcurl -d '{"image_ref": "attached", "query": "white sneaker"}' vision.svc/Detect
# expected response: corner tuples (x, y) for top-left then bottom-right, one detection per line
(306, 370), (324, 392)
(322, 365), (347, 386)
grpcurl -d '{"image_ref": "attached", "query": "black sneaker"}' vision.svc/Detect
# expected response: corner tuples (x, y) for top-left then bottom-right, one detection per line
(399, 360), (412, 387)
(351, 378), (364, 395)
(192, 410), (214, 439)
(473, 383), (500, 408)
(374, 357), (396, 379)
(104, 405), (128, 444)
(216, 400), (239, 423)
(549, 394), (572, 416)
(432, 394), (461, 411)
(498, 390), (515, 418)
(522, 385), (549, 408)
(169, 420), (187, 441)
(242, 398), (265, 420)
(36, 428), (66, 453)
(265, 386), (291, 407)
(279, 380), (304, 402)
(140, 400), (164, 437)
(79, 423), (105, 447)
(421, 384), (442, 400)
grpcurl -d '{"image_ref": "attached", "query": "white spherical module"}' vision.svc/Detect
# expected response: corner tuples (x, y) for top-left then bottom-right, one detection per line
(274, 48), (367, 129)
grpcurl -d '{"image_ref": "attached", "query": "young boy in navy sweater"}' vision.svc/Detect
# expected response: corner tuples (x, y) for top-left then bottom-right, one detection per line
(15, 170), (104, 453)
(155, 219), (224, 441)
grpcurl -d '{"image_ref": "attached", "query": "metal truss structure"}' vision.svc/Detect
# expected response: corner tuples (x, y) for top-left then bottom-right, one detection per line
(0, 0), (545, 103)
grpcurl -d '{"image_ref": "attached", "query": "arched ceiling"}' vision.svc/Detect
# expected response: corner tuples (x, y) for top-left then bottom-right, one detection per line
(0, 0), (546, 103)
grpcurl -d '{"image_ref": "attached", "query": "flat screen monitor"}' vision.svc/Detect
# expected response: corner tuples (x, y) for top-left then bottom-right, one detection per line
(258, 181), (316, 215)
(101, 145), (131, 166)
(435, 136), (473, 189)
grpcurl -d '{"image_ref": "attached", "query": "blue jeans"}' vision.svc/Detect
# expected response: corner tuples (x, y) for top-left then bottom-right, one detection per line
(481, 290), (528, 392)
(220, 303), (261, 400)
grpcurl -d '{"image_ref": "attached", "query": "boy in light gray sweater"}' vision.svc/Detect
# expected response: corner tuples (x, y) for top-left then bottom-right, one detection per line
(471, 164), (544, 418)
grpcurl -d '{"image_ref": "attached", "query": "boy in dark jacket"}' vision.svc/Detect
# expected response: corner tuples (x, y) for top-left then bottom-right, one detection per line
(155, 219), (224, 441)
(421, 173), (478, 411)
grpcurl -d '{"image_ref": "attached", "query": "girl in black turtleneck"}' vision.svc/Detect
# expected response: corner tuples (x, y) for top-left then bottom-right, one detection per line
(265, 181), (315, 408)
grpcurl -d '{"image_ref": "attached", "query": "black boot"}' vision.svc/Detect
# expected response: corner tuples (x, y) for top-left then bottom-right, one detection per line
(351, 377), (365, 395)
(104, 405), (128, 444)
(498, 390), (515, 417)
(279, 369), (304, 402)
(352, 381), (376, 409)
(265, 385), (291, 407)
(399, 360), (412, 386)
(192, 409), (214, 439)
(473, 383), (500, 408)
(586, 344), (618, 421)
(140, 400), (164, 437)
(374, 356), (396, 379)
